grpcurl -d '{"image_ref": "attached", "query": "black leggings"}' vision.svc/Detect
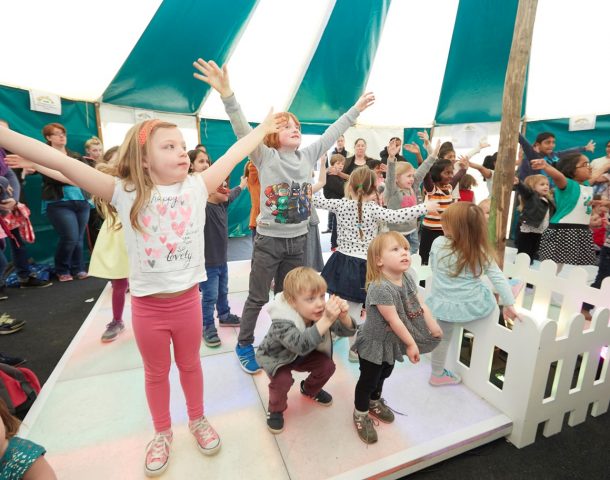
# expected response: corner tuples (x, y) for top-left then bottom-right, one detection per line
(418, 227), (444, 265)
(516, 230), (542, 264)
(354, 357), (394, 412)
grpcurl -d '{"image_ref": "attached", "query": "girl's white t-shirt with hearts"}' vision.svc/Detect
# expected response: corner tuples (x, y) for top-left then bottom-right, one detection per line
(111, 175), (207, 297)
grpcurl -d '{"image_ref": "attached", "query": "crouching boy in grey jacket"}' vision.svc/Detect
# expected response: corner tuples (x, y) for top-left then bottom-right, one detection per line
(256, 267), (357, 434)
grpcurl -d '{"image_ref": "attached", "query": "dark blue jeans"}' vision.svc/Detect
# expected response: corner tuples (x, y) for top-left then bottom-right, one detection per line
(46, 200), (90, 275)
(8, 228), (32, 280)
(199, 263), (230, 329)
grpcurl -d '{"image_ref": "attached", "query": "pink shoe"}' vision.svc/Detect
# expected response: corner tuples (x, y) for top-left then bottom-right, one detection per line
(429, 369), (462, 386)
(144, 430), (172, 477)
(75, 271), (89, 280)
(57, 274), (73, 282)
(189, 416), (221, 456)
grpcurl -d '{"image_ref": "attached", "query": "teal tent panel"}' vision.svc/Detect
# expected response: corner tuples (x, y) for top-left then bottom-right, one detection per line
(200, 119), (251, 237)
(0, 85), (98, 264)
(103, 0), (257, 114)
(435, 0), (520, 125)
(403, 128), (431, 167)
(300, 123), (329, 136)
(525, 116), (610, 162)
(289, 0), (391, 124)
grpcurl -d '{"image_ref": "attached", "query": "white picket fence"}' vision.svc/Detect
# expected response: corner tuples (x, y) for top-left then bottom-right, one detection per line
(411, 253), (610, 448)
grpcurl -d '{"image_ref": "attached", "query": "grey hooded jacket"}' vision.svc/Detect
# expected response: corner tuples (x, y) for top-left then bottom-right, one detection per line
(255, 293), (357, 377)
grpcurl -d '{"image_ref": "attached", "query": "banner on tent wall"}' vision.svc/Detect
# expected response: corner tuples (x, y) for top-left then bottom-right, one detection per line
(569, 115), (596, 132)
(29, 90), (61, 115)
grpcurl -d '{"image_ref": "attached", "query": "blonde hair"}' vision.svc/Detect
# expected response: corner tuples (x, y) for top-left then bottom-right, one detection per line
(84, 136), (102, 150)
(263, 112), (300, 148)
(366, 232), (410, 289)
(345, 166), (378, 240)
(518, 175), (553, 212)
(115, 120), (177, 233)
(94, 160), (121, 230)
(395, 162), (415, 177)
(283, 267), (327, 304)
(440, 202), (497, 277)
(0, 399), (20, 440)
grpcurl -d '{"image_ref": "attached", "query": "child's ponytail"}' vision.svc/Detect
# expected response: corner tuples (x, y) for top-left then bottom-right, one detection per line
(346, 167), (378, 239)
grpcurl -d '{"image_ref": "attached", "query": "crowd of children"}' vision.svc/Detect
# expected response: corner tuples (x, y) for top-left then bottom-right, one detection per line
(0, 56), (608, 478)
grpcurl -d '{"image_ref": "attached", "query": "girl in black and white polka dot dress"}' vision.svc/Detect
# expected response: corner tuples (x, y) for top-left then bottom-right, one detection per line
(314, 166), (437, 336)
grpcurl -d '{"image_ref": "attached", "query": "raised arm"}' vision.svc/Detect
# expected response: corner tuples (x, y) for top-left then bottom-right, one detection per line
(0, 129), (114, 201)
(530, 158), (567, 190)
(301, 92), (374, 163)
(384, 142), (401, 199)
(194, 59), (271, 166)
(469, 162), (493, 180)
(200, 109), (286, 193)
(6, 154), (76, 186)
(450, 157), (468, 188)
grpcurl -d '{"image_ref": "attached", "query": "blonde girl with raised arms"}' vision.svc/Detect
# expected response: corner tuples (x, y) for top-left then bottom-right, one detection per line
(385, 132), (438, 254)
(0, 93), (285, 477)
(426, 202), (520, 386)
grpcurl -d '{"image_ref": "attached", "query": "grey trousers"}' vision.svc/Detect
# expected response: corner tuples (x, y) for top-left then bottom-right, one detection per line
(238, 233), (306, 345)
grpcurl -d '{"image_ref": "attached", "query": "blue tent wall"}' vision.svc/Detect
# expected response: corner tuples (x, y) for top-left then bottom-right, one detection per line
(525, 116), (610, 162)
(200, 118), (252, 237)
(290, 0), (391, 124)
(435, 0), (520, 125)
(103, 0), (257, 113)
(0, 85), (98, 264)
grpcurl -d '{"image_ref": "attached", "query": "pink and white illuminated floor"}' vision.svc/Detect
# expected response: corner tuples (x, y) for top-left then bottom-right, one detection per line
(20, 259), (512, 479)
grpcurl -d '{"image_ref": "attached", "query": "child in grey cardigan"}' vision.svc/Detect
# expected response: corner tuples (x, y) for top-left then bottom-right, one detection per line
(385, 133), (439, 253)
(255, 267), (357, 434)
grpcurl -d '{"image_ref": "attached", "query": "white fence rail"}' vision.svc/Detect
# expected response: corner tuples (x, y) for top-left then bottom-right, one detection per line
(411, 253), (610, 448)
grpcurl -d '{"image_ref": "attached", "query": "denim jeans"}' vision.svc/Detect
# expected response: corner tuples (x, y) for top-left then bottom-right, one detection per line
(405, 230), (420, 255)
(199, 263), (230, 329)
(239, 233), (306, 345)
(46, 200), (90, 275)
(8, 228), (32, 280)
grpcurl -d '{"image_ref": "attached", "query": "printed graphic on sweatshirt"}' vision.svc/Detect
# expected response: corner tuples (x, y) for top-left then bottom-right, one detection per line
(136, 189), (203, 273)
(264, 181), (312, 224)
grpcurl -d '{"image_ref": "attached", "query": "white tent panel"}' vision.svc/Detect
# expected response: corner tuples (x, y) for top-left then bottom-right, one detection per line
(0, 0), (162, 101)
(358, 0), (459, 127)
(525, 0), (610, 121)
(199, 0), (335, 123)
(99, 103), (198, 151)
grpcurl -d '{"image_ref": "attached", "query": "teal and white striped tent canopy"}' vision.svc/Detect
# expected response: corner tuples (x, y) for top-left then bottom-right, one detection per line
(1, 0), (609, 243)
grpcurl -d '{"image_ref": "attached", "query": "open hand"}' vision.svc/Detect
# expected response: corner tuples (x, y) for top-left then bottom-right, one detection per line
(403, 142), (420, 154)
(585, 139), (596, 152)
(424, 200), (440, 215)
(5, 154), (34, 170)
(261, 108), (287, 134)
(479, 139), (491, 149)
(387, 141), (400, 158)
(355, 92), (375, 112)
(503, 305), (521, 322)
(193, 59), (233, 97)
(457, 155), (470, 169)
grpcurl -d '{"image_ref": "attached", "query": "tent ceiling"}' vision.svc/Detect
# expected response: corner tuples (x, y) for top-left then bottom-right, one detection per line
(1, 0), (610, 127)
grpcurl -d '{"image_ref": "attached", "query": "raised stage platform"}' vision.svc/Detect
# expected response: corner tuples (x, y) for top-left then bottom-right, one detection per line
(18, 258), (515, 479)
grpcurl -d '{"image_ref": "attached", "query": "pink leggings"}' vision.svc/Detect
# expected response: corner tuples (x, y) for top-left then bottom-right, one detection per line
(131, 286), (204, 432)
(111, 278), (129, 321)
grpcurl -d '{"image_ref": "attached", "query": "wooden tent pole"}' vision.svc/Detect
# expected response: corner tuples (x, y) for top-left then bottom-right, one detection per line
(94, 103), (104, 144)
(490, 0), (538, 268)
(196, 116), (202, 146)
